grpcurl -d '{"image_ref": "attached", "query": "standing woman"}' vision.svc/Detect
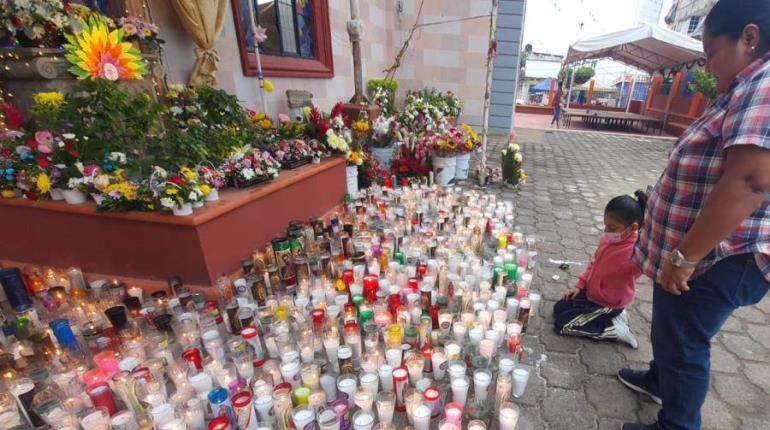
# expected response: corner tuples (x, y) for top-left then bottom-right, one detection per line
(618, 0), (770, 429)
(550, 81), (564, 128)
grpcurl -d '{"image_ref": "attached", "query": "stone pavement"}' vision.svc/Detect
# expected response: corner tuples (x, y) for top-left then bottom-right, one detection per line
(472, 129), (770, 430)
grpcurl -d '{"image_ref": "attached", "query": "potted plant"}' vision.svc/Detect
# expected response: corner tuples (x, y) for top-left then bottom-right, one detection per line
(0, 0), (71, 48)
(367, 79), (399, 116)
(369, 115), (399, 172)
(154, 167), (204, 216)
(428, 129), (463, 187)
(118, 16), (165, 53)
(269, 139), (313, 169)
(94, 170), (150, 212)
(197, 164), (226, 202)
(345, 149), (365, 195)
(222, 146), (280, 188)
(501, 134), (527, 188)
(454, 124), (480, 181)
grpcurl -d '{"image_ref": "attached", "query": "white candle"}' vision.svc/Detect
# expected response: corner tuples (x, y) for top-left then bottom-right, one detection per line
(127, 286), (143, 302)
(360, 372), (379, 397)
(448, 362), (466, 381)
(450, 377), (469, 407)
(385, 348), (402, 367)
(320, 373), (338, 400)
(499, 403), (520, 430)
(473, 369), (492, 402)
(431, 350), (448, 380)
(255, 395), (275, 426)
(512, 368), (531, 398)
(300, 345), (314, 363)
(412, 404), (431, 430)
(499, 357), (516, 375)
(280, 360), (301, 388)
(378, 364), (394, 392)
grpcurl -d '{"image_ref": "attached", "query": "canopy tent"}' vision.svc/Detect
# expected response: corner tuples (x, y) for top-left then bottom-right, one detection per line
(529, 78), (555, 93)
(563, 24), (705, 73)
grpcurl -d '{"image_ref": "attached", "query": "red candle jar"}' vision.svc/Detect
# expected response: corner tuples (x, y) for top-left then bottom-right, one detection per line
(407, 277), (419, 291)
(311, 308), (326, 333)
(392, 366), (409, 411)
(424, 387), (441, 417)
(388, 293), (401, 316)
(416, 264), (427, 280)
(421, 344), (433, 373)
(86, 382), (118, 416)
(362, 275), (379, 302)
(342, 269), (355, 287)
(182, 347), (204, 372)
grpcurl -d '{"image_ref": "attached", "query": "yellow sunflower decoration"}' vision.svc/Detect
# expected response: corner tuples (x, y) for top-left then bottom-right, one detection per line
(64, 16), (147, 81)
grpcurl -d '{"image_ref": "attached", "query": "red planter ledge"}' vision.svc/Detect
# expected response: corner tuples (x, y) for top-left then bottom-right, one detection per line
(0, 157), (346, 286)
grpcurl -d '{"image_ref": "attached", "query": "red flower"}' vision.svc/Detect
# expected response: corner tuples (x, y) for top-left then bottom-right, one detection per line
(2, 103), (23, 130)
(11, 16), (23, 28)
(317, 120), (330, 136)
(330, 102), (344, 119)
(64, 141), (78, 157)
(36, 154), (50, 169)
(0, 148), (11, 158)
(63, 2), (72, 13)
(169, 175), (185, 186)
(44, 22), (54, 33)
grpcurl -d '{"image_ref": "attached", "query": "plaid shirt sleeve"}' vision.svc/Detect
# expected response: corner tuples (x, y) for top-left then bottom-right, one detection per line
(722, 68), (770, 150)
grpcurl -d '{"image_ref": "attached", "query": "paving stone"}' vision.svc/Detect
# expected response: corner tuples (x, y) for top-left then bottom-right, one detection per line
(743, 362), (770, 394)
(712, 374), (767, 413)
(746, 324), (770, 346)
(599, 417), (626, 430)
(720, 316), (743, 333)
(721, 333), (769, 363)
(701, 391), (739, 430)
(585, 376), (639, 420)
(540, 329), (583, 354)
(540, 353), (588, 390)
(733, 306), (767, 324)
(516, 373), (547, 406)
(580, 342), (628, 376)
(710, 341), (741, 374)
(637, 400), (660, 423)
(515, 406), (547, 430)
(542, 388), (596, 429)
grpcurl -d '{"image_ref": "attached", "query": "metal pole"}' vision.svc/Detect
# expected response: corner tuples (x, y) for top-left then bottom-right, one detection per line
(246, 0), (268, 113)
(479, 0), (499, 175)
(625, 76), (637, 113)
(566, 62), (577, 111)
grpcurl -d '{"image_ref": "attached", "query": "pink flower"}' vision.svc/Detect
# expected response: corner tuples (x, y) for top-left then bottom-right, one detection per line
(35, 131), (54, 153)
(84, 165), (101, 176)
(276, 150), (286, 160)
(278, 113), (290, 123)
(253, 26), (268, 43)
(508, 130), (517, 142)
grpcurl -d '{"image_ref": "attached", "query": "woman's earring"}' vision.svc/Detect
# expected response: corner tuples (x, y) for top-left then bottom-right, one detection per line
(751, 46), (756, 51)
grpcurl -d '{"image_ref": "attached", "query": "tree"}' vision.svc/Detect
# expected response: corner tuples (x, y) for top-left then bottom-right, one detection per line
(559, 66), (596, 87)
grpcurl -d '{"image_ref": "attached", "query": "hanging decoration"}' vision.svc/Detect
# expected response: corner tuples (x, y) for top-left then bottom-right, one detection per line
(64, 16), (147, 80)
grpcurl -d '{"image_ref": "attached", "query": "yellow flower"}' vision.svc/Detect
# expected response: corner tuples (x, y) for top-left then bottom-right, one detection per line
(1, 189), (15, 198)
(165, 188), (178, 195)
(165, 89), (178, 99)
(259, 119), (273, 130)
(263, 79), (274, 93)
(352, 120), (370, 134)
(302, 106), (311, 117)
(199, 184), (212, 195)
(64, 16), (147, 80)
(254, 112), (266, 121)
(143, 28), (153, 37)
(36, 173), (51, 193)
(33, 92), (65, 109)
(180, 167), (197, 181)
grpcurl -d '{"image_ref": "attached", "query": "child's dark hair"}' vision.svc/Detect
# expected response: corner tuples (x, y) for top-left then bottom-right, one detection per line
(705, 0), (770, 55)
(605, 190), (648, 227)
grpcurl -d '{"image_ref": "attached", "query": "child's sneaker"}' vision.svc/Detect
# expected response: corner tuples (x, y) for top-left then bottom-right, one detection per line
(612, 315), (638, 349)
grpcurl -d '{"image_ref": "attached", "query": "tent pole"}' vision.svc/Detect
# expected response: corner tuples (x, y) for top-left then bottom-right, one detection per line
(626, 76), (636, 113)
(479, 0), (498, 177)
(566, 62), (577, 110)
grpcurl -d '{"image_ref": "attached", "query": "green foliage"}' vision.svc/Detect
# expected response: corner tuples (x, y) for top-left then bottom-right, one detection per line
(58, 79), (163, 164)
(367, 79), (399, 115)
(689, 70), (718, 100)
(415, 87), (462, 117)
(560, 66), (596, 86)
(501, 143), (525, 186)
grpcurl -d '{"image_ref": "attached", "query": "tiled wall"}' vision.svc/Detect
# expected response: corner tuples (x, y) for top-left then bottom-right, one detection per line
(148, 0), (494, 127)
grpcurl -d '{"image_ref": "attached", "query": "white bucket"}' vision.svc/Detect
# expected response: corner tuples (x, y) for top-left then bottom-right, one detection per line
(346, 165), (359, 196)
(62, 189), (87, 204)
(371, 146), (394, 172)
(432, 156), (457, 187)
(50, 188), (65, 201)
(173, 203), (193, 217)
(454, 153), (471, 181)
(205, 188), (219, 202)
(192, 201), (204, 208)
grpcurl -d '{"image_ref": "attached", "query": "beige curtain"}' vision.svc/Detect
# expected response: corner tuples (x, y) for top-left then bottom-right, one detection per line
(169, 0), (227, 86)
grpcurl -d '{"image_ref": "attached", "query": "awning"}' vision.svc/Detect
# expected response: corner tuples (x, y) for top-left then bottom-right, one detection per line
(563, 24), (705, 73)
(529, 78), (554, 93)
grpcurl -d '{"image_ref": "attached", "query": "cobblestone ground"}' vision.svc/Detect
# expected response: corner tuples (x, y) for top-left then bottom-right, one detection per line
(473, 129), (770, 430)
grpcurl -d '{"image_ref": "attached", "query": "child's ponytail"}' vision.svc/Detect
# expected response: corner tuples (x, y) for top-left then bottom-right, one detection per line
(605, 189), (649, 227)
(633, 189), (649, 226)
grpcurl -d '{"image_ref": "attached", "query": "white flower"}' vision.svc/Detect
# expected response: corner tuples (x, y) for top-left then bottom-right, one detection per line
(160, 197), (175, 209)
(67, 178), (82, 189)
(58, 141), (65, 148)
(241, 168), (255, 180)
(514, 153), (523, 163)
(188, 191), (197, 200)
(62, 133), (75, 140)
(169, 106), (183, 115)
(110, 152), (127, 164)
(101, 63), (119, 81)
(74, 162), (84, 173)
(509, 143), (520, 152)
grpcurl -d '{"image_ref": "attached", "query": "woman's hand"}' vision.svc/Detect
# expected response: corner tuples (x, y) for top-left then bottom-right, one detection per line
(660, 259), (695, 295)
(563, 287), (581, 301)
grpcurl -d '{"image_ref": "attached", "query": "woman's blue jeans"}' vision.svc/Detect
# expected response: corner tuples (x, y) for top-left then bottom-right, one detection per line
(649, 254), (769, 430)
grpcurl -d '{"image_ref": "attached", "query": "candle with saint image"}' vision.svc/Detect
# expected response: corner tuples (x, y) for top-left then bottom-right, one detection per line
(450, 377), (469, 407)
(431, 347), (448, 380)
(392, 367), (408, 411)
(280, 360), (301, 388)
(254, 395), (275, 426)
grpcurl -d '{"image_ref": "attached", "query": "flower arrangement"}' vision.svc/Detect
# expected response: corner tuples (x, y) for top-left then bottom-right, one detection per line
(247, 111), (276, 143)
(118, 16), (164, 50)
(427, 127), (467, 158)
(269, 139), (312, 168)
(0, 0), (71, 47)
(367, 79), (399, 116)
(197, 164), (226, 192)
(390, 135), (430, 178)
(369, 116), (399, 149)
(398, 91), (447, 132)
(222, 146), (280, 187)
(31, 91), (65, 130)
(415, 88), (462, 118)
(346, 149), (365, 167)
(458, 123), (480, 154)
(155, 167), (204, 211)
(95, 169), (151, 212)
(357, 152), (390, 189)
(501, 132), (526, 187)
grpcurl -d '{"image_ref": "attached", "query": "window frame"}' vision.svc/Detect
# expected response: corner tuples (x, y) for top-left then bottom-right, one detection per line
(230, 0), (334, 79)
(687, 16), (700, 34)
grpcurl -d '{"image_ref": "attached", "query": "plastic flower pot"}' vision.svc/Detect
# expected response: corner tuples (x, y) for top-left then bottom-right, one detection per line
(432, 156), (457, 187)
(192, 201), (204, 209)
(204, 189), (219, 202)
(454, 153), (471, 181)
(346, 165), (359, 196)
(49, 188), (65, 201)
(62, 189), (87, 204)
(172, 203), (193, 216)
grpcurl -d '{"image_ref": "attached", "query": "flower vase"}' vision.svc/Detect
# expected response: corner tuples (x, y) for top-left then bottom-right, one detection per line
(91, 193), (105, 205)
(432, 156), (457, 187)
(346, 165), (359, 196)
(205, 189), (219, 202)
(172, 203), (193, 217)
(62, 189), (87, 205)
(454, 153), (471, 181)
(50, 188), (65, 201)
(371, 147), (394, 172)
(193, 201), (204, 209)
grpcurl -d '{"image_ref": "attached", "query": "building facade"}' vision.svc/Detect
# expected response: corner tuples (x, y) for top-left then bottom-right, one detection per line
(636, 0), (664, 25)
(664, 0), (717, 39)
(145, 0), (524, 131)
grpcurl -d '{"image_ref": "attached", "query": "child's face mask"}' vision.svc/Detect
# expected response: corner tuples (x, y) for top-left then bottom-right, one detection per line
(601, 230), (627, 244)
